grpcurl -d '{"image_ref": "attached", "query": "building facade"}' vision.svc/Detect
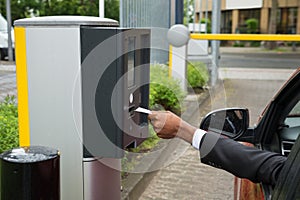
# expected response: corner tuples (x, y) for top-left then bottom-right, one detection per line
(196, 0), (300, 34)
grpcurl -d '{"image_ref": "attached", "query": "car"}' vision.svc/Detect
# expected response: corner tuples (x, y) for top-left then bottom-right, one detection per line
(200, 67), (300, 200)
(0, 13), (15, 60)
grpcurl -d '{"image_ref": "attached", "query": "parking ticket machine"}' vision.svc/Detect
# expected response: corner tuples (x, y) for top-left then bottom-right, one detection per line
(14, 16), (150, 199)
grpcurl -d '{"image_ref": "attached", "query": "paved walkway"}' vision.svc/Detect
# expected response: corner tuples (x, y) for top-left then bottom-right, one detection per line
(139, 68), (295, 200)
(0, 72), (16, 102)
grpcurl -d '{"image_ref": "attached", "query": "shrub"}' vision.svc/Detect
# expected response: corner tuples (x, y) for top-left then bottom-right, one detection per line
(200, 18), (211, 33)
(0, 95), (19, 153)
(128, 127), (159, 153)
(149, 64), (186, 115)
(187, 61), (209, 89)
(233, 42), (245, 47)
(250, 41), (261, 47)
(123, 65), (186, 170)
(246, 18), (259, 34)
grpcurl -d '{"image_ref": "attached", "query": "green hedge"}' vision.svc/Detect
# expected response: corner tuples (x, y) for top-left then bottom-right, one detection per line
(0, 96), (19, 153)
(200, 18), (211, 33)
(149, 64), (186, 115)
(187, 61), (209, 89)
(246, 18), (259, 34)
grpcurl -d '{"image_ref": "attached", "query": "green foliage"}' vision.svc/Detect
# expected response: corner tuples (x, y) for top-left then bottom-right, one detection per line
(124, 64), (185, 156)
(183, 0), (194, 25)
(0, 0), (119, 22)
(187, 61), (209, 88)
(0, 95), (19, 153)
(149, 64), (186, 115)
(246, 18), (259, 34)
(250, 41), (261, 47)
(233, 42), (245, 47)
(287, 42), (300, 47)
(122, 127), (159, 179)
(124, 64), (187, 173)
(128, 127), (159, 153)
(200, 18), (211, 33)
(105, 0), (119, 20)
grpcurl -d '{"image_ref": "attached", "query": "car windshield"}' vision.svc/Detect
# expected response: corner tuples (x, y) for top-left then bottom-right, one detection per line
(0, 14), (7, 32)
(288, 101), (300, 117)
(284, 101), (300, 128)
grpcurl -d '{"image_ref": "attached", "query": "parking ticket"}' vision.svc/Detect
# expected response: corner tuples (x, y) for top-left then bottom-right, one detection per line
(134, 107), (152, 114)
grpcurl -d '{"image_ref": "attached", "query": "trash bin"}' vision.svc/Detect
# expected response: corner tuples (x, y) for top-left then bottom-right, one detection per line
(0, 146), (60, 200)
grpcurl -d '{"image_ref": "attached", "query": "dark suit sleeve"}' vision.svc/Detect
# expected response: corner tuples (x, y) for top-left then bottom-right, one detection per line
(199, 132), (287, 186)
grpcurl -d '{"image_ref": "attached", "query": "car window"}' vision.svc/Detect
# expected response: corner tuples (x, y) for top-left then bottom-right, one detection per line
(280, 100), (300, 156)
(284, 100), (300, 128)
(272, 133), (300, 200)
(290, 101), (300, 114)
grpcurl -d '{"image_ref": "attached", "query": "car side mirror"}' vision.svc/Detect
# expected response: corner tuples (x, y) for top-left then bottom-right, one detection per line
(200, 108), (249, 139)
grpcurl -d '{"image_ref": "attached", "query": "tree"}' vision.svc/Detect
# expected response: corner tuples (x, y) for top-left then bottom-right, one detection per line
(183, 0), (194, 25)
(105, 0), (119, 20)
(0, 0), (41, 22)
(0, 0), (119, 23)
(267, 0), (278, 49)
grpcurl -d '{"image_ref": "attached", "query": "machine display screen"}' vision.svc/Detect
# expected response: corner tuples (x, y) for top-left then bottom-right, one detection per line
(128, 37), (135, 87)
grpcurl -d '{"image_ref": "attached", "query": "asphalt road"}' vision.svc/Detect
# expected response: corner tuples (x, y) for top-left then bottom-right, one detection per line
(219, 52), (300, 69)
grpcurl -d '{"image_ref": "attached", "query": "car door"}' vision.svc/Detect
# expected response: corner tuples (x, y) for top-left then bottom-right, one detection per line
(272, 132), (300, 200)
(253, 68), (300, 198)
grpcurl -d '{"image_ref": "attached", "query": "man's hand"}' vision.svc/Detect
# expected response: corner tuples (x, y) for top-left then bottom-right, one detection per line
(148, 111), (197, 143)
(148, 111), (181, 139)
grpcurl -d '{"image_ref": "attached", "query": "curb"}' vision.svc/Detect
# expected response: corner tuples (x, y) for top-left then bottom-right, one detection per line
(121, 89), (210, 200)
(0, 66), (15, 72)
(0, 61), (16, 72)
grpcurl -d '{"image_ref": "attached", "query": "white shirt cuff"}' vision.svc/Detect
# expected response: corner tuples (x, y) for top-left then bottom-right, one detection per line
(192, 129), (207, 149)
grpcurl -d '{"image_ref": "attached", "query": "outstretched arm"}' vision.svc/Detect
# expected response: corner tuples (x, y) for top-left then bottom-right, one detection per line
(148, 111), (287, 186)
(199, 131), (286, 186)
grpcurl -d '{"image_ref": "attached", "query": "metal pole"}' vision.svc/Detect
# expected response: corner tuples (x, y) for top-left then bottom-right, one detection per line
(198, 0), (202, 32)
(175, 0), (184, 24)
(193, 0), (196, 32)
(120, 0), (123, 27)
(99, 0), (105, 18)
(210, 0), (221, 86)
(6, 0), (13, 61)
(205, 0), (208, 33)
(199, 0), (202, 22)
(187, 0), (190, 25)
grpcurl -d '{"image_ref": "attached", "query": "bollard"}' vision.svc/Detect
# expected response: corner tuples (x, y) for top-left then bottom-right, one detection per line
(0, 146), (60, 200)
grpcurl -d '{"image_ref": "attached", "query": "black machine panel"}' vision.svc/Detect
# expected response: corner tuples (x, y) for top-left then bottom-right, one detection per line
(80, 26), (150, 158)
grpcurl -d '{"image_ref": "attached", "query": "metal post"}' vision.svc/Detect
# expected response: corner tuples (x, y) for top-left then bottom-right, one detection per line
(99, 0), (105, 18)
(175, 0), (184, 24)
(6, 0), (13, 61)
(193, 0), (196, 32)
(187, 0), (190, 25)
(210, 0), (221, 86)
(199, 0), (202, 22)
(205, 0), (208, 33)
(120, 0), (123, 27)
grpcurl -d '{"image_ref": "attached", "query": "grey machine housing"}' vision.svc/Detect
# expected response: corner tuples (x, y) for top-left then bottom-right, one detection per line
(14, 16), (150, 199)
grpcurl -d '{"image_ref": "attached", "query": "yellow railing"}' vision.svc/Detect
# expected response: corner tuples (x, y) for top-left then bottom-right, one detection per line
(190, 34), (300, 41)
